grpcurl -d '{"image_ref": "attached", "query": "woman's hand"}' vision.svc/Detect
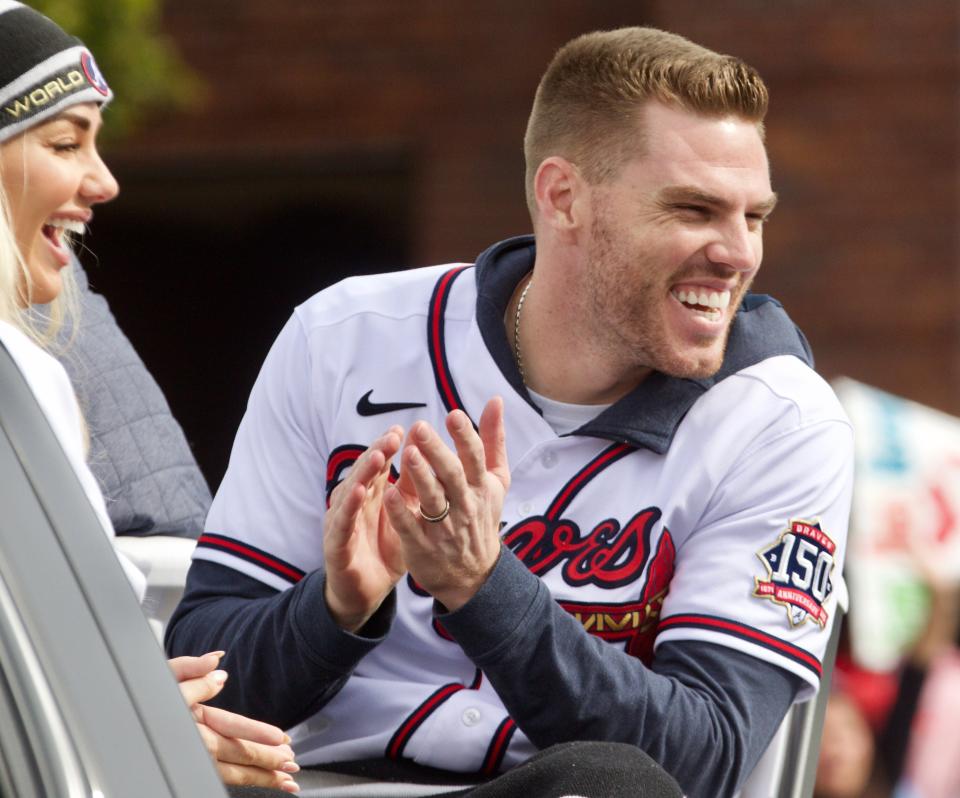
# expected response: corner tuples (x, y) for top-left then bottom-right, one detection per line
(169, 653), (300, 793)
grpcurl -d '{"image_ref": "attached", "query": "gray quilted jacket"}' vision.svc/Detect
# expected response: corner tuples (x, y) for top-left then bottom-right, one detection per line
(50, 260), (211, 538)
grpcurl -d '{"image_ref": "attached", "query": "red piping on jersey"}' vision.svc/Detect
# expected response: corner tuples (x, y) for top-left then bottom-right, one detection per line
(546, 443), (634, 520)
(196, 533), (305, 584)
(428, 266), (471, 415)
(386, 669), (484, 760)
(481, 717), (517, 776)
(658, 613), (822, 677)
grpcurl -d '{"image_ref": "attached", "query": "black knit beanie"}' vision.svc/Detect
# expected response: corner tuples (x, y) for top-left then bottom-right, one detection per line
(0, 0), (112, 143)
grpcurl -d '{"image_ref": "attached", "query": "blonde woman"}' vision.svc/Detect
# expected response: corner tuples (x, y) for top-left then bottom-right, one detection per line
(0, 2), (298, 793)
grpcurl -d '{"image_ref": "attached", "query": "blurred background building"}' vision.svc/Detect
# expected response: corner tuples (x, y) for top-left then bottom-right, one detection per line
(57, 0), (959, 496)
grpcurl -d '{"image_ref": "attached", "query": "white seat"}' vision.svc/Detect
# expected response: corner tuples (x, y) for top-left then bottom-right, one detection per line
(114, 535), (196, 640)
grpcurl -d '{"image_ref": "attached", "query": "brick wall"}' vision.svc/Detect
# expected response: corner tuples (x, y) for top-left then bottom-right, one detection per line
(120, 1), (657, 257)
(98, 1), (960, 478)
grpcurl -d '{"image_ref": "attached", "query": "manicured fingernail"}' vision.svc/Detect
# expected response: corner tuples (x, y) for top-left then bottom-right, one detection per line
(211, 651), (226, 659)
(283, 734), (292, 745)
(210, 669), (228, 685)
(281, 780), (300, 793)
(415, 424), (430, 442)
(282, 761), (300, 773)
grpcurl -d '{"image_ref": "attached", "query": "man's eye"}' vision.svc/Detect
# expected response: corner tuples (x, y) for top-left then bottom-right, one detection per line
(675, 204), (708, 217)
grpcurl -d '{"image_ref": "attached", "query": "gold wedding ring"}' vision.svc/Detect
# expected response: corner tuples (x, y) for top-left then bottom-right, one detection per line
(419, 498), (451, 523)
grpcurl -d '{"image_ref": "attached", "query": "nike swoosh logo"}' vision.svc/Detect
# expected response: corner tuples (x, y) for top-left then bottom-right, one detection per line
(356, 389), (427, 417)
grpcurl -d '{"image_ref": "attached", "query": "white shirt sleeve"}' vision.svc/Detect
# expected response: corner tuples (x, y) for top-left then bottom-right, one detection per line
(657, 367), (854, 697)
(197, 312), (329, 589)
(0, 321), (146, 601)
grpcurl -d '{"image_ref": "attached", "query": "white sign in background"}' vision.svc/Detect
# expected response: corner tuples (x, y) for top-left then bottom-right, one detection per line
(833, 378), (960, 671)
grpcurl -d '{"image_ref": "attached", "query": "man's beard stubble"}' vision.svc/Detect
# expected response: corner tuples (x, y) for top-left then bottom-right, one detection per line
(584, 211), (749, 382)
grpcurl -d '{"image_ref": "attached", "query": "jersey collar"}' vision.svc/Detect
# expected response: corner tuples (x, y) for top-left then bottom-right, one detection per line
(473, 235), (814, 454)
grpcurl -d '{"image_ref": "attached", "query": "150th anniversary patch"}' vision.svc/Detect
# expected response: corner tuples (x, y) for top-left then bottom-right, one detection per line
(754, 519), (836, 628)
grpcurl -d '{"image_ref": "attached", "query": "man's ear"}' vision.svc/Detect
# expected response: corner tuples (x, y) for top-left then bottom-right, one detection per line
(533, 157), (587, 242)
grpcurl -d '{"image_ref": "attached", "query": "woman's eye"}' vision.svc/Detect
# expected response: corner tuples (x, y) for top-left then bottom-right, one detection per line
(52, 142), (80, 153)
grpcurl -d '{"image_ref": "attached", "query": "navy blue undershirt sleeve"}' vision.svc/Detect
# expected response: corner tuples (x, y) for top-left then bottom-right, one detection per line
(165, 560), (394, 729)
(439, 546), (804, 798)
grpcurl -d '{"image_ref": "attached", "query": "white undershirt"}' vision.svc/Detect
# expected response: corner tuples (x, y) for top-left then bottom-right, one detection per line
(527, 386), (612, 436)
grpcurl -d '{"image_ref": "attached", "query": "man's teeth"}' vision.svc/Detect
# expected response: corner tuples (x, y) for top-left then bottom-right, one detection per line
(673, 288), (731, 310)
(48, 219), (86, 235)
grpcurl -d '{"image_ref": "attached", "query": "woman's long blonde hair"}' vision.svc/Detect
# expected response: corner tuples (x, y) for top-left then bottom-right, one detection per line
(0, 173), (79, 347)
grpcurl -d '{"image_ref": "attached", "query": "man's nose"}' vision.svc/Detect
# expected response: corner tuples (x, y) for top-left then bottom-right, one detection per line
(704, 220), (759, 274)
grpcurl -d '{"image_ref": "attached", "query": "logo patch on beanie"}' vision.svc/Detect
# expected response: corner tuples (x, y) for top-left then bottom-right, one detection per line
(81, 51), (109, 96)
(1, 52), (110, 134)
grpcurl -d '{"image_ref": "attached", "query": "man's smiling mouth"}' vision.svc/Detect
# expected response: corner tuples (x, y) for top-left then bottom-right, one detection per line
(671, 287), (730, 321)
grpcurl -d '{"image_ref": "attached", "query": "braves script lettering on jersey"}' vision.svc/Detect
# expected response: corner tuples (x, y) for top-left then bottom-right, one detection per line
(169, 235), (853, 795)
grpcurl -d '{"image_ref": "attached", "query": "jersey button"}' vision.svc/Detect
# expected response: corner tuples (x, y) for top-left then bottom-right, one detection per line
(541, 451), (558, 468)
(519, 501), (534, 516)
(462, 708), (482, 727)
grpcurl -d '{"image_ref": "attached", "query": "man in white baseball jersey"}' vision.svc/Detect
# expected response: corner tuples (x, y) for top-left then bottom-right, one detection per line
(167, 27), (853, 798)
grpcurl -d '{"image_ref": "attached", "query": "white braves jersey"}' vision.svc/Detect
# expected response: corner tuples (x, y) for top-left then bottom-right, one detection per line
(194, 245), (853, 772)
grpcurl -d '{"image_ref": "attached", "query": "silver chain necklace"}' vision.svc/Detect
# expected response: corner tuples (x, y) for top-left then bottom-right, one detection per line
(514, 274), (532, 385)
